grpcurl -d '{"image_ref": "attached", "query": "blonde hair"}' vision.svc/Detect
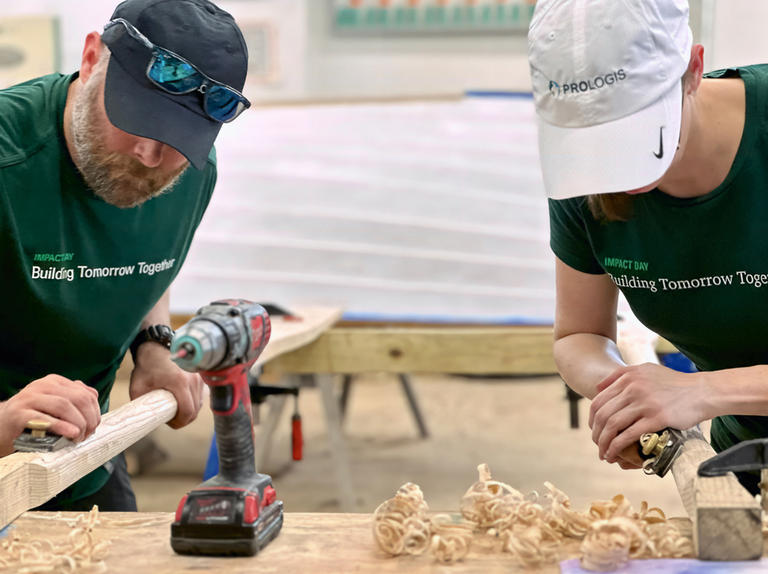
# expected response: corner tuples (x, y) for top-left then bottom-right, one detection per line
(586, 193), (635, 222)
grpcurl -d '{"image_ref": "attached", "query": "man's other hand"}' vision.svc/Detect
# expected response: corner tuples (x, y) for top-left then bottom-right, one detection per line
(0, 375), (101, 456)
(129, 343), (204, 429)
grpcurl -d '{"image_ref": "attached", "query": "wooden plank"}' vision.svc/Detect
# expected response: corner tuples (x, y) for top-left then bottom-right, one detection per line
(18, 511), (768, 572)
(617, 320), (762, 561)
(262, 325), (557, 376)
(256, 307), (344, 366)
(671, 430), (762, 561)
(4, 511), (586, 573)
(171, 306), (344, 368)
(0, 391), (178, 530)
(1, 307), (343, 529)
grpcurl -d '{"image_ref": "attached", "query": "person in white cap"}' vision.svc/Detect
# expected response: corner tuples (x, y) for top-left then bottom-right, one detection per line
(529, 0), (767, 494)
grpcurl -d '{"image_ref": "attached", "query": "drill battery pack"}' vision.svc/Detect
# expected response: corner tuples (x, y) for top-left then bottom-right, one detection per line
(171, 483), (284, 556)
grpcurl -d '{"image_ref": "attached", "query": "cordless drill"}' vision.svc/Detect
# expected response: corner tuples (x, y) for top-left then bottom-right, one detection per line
(169, 299), (283, 556)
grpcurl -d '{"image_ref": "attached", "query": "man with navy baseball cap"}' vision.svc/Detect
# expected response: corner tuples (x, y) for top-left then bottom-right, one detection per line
(0, 0), (249, 511)
(101, 0), (249, 170)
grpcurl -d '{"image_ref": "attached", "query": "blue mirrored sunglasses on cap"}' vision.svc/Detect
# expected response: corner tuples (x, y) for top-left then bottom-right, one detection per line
(103, 18), (250, 123)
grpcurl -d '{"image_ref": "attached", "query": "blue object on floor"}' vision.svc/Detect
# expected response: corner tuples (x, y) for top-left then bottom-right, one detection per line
(660, 352), (697, 373)
(203, 433), (218, 480)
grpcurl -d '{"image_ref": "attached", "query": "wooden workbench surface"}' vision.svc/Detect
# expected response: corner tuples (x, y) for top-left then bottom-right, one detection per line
(1, 511), (569, 573)
(2, 512), (705, 573)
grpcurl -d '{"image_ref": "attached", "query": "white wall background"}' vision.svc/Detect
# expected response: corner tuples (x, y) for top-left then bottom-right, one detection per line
(700, 0), (768, 71)
(0, 1), (114, 73)
(301, 1), (529, 99)
(4, 0), (765, 100)
(0, 0), (529, 100)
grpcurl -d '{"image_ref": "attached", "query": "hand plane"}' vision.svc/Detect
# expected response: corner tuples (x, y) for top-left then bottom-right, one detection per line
(637, 427), (693, 477)
(13, 420), (73, 453)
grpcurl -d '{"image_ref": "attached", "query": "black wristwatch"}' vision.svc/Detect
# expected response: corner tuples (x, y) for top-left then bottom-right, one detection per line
(129, 324), (174, 361)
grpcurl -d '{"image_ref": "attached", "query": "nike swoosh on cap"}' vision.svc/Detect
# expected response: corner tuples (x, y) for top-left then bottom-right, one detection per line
(653, 126), (664, 159)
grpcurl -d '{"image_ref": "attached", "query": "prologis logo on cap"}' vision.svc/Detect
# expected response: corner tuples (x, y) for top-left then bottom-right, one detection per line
(549, 69), (627, 97)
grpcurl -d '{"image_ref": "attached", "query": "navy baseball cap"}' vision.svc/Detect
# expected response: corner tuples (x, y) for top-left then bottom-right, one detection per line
(101, 0), (248, 169)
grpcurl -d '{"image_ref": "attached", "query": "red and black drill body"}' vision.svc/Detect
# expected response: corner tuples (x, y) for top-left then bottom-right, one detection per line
(169, 299), (283, 556)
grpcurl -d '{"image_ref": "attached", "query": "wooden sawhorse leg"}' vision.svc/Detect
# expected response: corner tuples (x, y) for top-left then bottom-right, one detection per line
(340, 374), (429, 438)
(253, 375), (356, 512)
(253, 393), (289, 471)
(317, 374), (356, 511)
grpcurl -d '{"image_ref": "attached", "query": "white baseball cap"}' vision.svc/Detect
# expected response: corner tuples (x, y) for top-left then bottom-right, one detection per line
(528, 0), (693, 199)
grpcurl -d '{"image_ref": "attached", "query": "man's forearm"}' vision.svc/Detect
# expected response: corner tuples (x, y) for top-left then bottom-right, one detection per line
(131, 288), (172, 366)
(140, 288), (171, 329)
(553, 333), (626, 399)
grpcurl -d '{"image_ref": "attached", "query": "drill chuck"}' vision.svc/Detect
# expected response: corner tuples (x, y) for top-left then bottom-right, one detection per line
(170, 300), (270, 373)
(171, 319), (230, 372)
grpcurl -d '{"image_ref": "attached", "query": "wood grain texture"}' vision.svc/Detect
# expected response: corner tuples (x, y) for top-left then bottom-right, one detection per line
(0, 307), (343, 530)
(672, 430), (762, 561)
(14, 512), (765, 572)
(256, 307), (344, 366)
(0, 390), (177, 530)
(4, 511), (581, 573)
(261, 325), (557, 376)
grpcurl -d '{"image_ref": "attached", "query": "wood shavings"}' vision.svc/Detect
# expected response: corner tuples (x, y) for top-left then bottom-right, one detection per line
(541, 482), (592, 537)
(429, 514), (473, 564)
(580, 517), (649, 571)
(372, 463), (694, 571)
(459, 463), (522, 530)
(402, 516), (431, 556)
(645, 522), (694, 558)
(372, 482), (430, 556)
(580, 495), (692, 569)
(0, 506), (111, 573)
(503, 524), (560, 567)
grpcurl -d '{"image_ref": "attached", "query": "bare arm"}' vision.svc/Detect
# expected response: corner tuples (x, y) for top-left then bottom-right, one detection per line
(553, 257), (625, 399)
(137, 287), (172, 329)
(129, 288), (204, 429)
(556, 254), (768, 465)
(554, 257), (657, 469)
(555, 256), (768, 471)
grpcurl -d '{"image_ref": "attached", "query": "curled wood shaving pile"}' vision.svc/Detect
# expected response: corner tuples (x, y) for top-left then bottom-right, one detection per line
(0, 506), (110, 573)
(372, 463), (693, 571)
(372, 482), (430, 556)
(429, 514), (474, 564)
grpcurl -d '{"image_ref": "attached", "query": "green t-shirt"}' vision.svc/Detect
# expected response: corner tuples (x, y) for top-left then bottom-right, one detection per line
(0, 73), (216, 502)
(548, 64), (768, 455)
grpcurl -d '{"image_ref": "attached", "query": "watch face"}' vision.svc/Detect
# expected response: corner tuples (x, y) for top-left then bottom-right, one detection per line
(147, 325), (174, 348)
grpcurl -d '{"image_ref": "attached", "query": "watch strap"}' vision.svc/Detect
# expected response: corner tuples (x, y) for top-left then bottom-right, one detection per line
(130, 324), (174, 360)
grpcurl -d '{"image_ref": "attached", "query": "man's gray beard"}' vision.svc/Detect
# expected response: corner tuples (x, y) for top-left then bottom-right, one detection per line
(70, 69), (187, 208)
